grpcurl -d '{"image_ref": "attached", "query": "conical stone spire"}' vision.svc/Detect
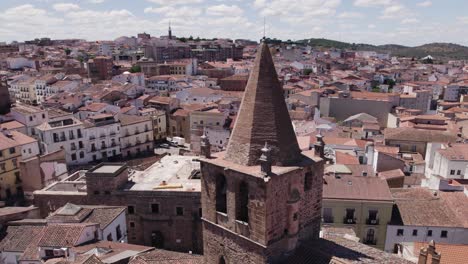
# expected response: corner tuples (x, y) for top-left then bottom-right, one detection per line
(224, 42), (301, 166)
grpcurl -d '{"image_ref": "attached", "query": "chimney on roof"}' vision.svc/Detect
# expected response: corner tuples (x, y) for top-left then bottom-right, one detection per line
(314, 133), (325, 159)
(200, 128), (211, 158)
(418, 240), (441, 264)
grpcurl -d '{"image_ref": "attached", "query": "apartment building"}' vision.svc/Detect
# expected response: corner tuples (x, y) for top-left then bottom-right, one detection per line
(10, 104), (48, 136)
(119, 114), (153, 158)
(83, 114), (121, 163)
(322, 175), (394, 250)
(0, 130), (37, 200)
(385, 188), (468, 253)
(35, 117), (86, 165)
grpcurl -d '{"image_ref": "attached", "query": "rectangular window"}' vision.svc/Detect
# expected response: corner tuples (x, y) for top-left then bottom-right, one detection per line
(457, 170), (461, 175)
(9, 147), (15, 154)
(323, 208), (333, 223)
(116, 225), (122, 240)
(304, 172), (313, 191)
(450, 170), (455, 175)
(441, 230), (448, 238)
(427, 230), (433, 237)
(128, 205), (135, 215)
(130, 222), (135, 228)
(151, 203), (159, 214)
(345, 208), (355, 224)
(71, 153), (76, 161)
(176, 206), (184, 216)
(412, 229), (418, 236)
(397, 229), (404, 236)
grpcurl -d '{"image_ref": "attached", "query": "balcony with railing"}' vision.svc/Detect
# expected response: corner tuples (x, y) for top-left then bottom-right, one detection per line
(366, 218), (379, 225)
(343, 217), (356, 224)
(364, 239), (377, 245)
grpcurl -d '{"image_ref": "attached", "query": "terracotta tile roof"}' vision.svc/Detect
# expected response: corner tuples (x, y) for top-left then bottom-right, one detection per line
(412, 242), (468, 264)
(284, 229), (413, 264)
(335, 151), (360, 165)
(0, 120), (25, 130)
(119, 114), (151, 126)
(78, 103), (108, 112)
(384, 127), (457, 143)
(323, 175), (393, 201)
(438, 144), (468, 161)
(44, 254), (104, 264)
(0, 130), (37, 150)
(38, 224), (90, 248)
(0, 225), (44, 252)
(47, 204), (126, 229)
(391, 188), (468, 227)
(375, 145), (399, 154)
(148, 96), (174, 105)
(73, 241), (153, 264)
(379, 169), (405, 180)
(129, 249), (203, 264)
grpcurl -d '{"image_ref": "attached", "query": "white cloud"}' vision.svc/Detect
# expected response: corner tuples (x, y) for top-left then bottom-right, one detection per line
(401, 18), (419, 24)
(256, 0), (341, 20)
(457, 17), (468, 24)
(53, 3), (80, 12)
(146, 0), (204, 5)
(206, 4), (244, 16)
(144, 6), (202, 17)
(88, 0), (106, 3)
(417, 1), (432, 7)
(354, 0), (392, 7)
(337, 12), (363, 19)
(368, 24), (376, 29)
(381, 4), (409, 19)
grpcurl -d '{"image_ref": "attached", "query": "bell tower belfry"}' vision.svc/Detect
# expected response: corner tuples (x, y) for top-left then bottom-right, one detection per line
(200, 42), (324, 264)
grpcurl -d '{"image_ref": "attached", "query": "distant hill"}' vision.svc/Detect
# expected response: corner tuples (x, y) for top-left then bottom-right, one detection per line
(297, 38), (468, 60)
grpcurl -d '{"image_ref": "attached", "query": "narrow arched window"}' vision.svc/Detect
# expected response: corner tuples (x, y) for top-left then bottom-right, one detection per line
(236, 181), (249, 223)
(216, 174), (227, 213)
(219, 256), (226, 264)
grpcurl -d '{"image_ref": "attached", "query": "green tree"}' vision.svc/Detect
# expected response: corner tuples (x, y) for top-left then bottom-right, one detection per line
(65, 48), (71, 56)
(129, 65), (141, 73)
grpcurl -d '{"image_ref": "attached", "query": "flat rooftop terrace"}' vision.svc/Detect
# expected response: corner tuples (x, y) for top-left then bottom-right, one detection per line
(126, 155), (201, 192)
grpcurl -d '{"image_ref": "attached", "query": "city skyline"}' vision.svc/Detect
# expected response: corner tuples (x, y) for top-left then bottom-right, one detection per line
(1, 0), (468, 46)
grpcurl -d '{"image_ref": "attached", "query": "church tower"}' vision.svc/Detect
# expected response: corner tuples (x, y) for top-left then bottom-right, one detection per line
(168, 21), (172, 40)
(200, 42), (324, 264)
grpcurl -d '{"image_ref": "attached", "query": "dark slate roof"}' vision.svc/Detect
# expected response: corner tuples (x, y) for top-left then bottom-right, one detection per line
(224, 42), (301, 166)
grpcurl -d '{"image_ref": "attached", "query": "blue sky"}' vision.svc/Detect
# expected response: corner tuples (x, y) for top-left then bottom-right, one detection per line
(0, 0), (467, 46)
